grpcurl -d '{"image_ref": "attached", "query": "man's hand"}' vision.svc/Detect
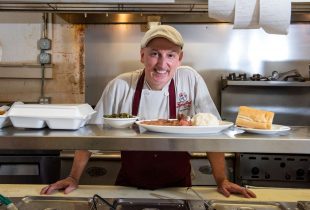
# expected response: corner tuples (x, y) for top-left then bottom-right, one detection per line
(40, 176), (78, 195)
(217, 179), (256, 198)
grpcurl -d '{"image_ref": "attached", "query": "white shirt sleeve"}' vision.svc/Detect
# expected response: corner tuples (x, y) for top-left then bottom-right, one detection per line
(194, 73), (221, 120)
(177, 66), (221, 120)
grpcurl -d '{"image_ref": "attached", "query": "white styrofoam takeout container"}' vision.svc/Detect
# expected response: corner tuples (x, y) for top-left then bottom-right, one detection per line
(0, 105), (11, 128)
(0, 113), (11, 128)
(8, 104), (96, 130)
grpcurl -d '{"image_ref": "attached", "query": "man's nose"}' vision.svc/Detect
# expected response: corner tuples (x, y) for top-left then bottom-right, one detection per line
(157, 56), (168, 68)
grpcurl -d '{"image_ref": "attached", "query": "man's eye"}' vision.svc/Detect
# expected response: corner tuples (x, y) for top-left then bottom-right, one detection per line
(150, 52), (158, 56)
(168, 53), (176, 58)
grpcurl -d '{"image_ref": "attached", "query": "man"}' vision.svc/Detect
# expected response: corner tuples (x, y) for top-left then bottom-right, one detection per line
(41, 25), (256, 198)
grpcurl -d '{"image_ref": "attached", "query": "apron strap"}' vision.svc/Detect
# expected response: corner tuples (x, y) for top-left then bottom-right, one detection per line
(132, 71), (145, 116)
(132, 70), (176, 118)
(168, 78), (176, 118)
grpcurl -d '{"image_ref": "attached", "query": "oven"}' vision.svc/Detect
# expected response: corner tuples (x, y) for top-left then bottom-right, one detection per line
(221, 72), (310, 188)
(0, 150), (60, 184)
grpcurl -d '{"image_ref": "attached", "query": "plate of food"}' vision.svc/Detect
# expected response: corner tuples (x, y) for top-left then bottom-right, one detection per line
(236, 124), (291, 135)
(104, 113), (139, 128)
(136, 113), (233, 134)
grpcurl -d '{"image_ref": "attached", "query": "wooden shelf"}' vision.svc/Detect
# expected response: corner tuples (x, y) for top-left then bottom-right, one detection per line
(0, 63), (53, 79)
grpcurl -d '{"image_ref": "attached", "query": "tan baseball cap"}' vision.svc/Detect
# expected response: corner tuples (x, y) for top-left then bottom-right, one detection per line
(141, 25), (184, 49)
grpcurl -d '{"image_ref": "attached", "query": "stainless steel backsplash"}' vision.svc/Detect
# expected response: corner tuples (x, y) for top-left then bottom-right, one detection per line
(85, 24), (310, 110)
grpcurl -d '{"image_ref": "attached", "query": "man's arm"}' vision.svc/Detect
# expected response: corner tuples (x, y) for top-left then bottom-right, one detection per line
(208, 152), (256, 198)
(40, 150), (91, 195)
(69, 150), (92, 182)
(207, 152), (228, 184)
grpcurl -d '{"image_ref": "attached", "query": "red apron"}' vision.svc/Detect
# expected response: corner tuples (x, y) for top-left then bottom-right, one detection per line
(115, 71), (191, 190)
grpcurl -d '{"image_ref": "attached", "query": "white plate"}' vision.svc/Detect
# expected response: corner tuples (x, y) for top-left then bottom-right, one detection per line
(136, 120), (233, 134)
(104, 117), (139, 129)
(237, 124), (291, 135)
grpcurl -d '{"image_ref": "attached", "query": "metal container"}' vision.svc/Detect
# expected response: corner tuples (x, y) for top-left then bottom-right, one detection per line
(297, 201), (310, 210)
(206, 200), (292, 210)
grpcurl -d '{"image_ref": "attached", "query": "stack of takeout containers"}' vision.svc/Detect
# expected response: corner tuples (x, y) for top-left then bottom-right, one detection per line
(8, 104), (96, 130)
(0, 105), (11, 128)
(0, 114), (11, 128)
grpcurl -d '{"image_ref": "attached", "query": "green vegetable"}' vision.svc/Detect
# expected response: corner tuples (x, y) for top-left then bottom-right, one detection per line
(104, 113), (134, 118)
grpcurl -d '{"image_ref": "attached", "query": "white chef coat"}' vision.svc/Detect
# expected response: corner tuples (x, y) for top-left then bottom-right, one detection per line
(89, 66), (220, 124)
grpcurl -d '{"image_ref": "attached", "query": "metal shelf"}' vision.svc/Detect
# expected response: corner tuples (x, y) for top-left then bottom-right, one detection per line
(1, 1), (310, 23)
(222, 80), (310, 87)
(0, 0), (208, 13)
(0, 1), (309, 14)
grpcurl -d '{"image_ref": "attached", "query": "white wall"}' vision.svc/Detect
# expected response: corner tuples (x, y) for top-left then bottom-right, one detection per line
(0, 13), (85, 103)
(0, 13), (43, 63)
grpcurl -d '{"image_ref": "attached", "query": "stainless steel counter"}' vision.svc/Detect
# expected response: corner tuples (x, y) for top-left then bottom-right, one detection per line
(0, 125), (309, 153)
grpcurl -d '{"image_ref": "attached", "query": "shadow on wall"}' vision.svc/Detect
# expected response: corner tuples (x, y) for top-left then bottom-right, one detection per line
(199, 69), (229, 113)
(86, 60), (143, 106)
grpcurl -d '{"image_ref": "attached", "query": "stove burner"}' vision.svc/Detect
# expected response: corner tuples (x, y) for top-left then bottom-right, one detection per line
(250, 74), (268, 81)
(226, 70), (306, 82)
(227, 73), (247, 81)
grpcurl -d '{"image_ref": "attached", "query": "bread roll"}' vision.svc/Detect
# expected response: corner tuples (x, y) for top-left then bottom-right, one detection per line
(236, 106), (274, 129)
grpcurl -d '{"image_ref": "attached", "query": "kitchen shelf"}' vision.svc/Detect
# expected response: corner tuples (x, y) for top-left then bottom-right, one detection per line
(0, 1), (309, 15)
(0, 63), (53, 79)
(0, 0), (209, 13)
(1, 1), (310, 23)
(223, 80), (310, 87)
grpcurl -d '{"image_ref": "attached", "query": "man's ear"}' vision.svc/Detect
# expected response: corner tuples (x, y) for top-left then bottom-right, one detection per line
(179, 51), (184, 62)
(140, 48), (145, 64)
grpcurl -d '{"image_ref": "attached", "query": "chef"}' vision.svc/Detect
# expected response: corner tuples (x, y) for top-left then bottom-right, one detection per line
(41, 25), (256, 198)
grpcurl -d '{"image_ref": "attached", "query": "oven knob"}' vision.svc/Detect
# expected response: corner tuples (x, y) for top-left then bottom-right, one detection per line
(250, 74), (261, 81)
(239, 73), (247, 81)
(296, 169), (305, 177)
(285, 173), (291, 180)
(199, 165), (212, 174)
(228, 73), (236, 80)
(265, 173), (270, 179)
(86, 166), (107, 177)
(251, 167), (260, 175)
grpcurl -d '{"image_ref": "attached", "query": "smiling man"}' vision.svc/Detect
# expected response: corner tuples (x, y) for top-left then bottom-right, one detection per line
(141, 37), (183, 90)
(41, 25), (256, 198)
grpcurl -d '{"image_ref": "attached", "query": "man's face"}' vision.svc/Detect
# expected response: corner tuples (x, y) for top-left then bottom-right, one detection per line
(140, 37), (183, 90)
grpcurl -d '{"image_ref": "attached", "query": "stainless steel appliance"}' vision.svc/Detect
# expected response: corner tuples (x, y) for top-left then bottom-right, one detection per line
(61, 151), (234, 186)
(236, 153), (310, 188)
(221, 73), (310, 188)
(0, 150), (60, 184)
(0, 196), (305, 210)
(60, 151), (121, 185)
(190, 153), (234, 186)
